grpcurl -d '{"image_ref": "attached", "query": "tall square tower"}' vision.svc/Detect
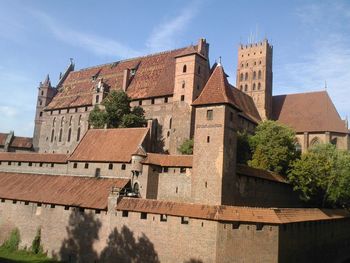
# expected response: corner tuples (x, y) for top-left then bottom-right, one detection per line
(236, 39), (273, 120)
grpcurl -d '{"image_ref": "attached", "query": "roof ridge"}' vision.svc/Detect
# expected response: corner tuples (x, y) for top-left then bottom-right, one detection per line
(274, 90), (328, 97)
(70, 45), (194, 73)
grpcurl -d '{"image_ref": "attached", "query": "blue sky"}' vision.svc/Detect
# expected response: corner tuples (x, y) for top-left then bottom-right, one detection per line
(0, 0), (349, 136)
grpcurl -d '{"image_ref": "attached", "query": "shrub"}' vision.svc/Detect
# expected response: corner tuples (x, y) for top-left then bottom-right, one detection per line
(31, 227), (43, 254)
(1, 228), (21, 251)
(178, 139), (194, 155)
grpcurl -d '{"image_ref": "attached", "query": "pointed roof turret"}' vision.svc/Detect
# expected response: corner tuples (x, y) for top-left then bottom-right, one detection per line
(192, 64), (239, 109)
(41, 74), (51, 87)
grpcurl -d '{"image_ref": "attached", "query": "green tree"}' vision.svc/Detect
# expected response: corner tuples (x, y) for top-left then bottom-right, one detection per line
(88, 91), (146, 129)
(237, 131), (252, 164)
(288, 143), (350, 208)
(178, 139), (194, 155)
(248, 120), (299, 175)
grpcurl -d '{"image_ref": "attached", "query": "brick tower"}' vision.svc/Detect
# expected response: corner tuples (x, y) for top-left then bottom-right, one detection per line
(236, 39), (273, 120)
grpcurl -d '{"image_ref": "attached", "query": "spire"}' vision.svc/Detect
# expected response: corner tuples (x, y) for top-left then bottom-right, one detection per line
(41, 74), (51, 88)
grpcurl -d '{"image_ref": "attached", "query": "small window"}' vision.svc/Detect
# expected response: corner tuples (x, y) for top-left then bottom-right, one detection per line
(121, 164), (126, 170)
(51, 163), (54, 168)
(41, 90), (44, 96)
(29, 162), (32, 167)
(59, 128), (63, 142)
(25, 201), (29, 205)
(257, 224), (263, 231)
(160, 214), (167, 222)
(181, 95), (185, 101)
(67, 128), (71, 142)
(207, 136), (210, 143)
(85, 106), (88, 111)
(50, 110), (53, 115)
(39, 163), (43, 167)
(8, 161), (11, 165)
(95, 168), (101, 177)
(95, 95), (99, 103)
(84, 163), (89, 169)
(258, 70), (262, 79)
(181, 216), (189, 225)
(244, 84), (248, 92)
(253, 83), (256, 90)
(77, 127), (81, 141)
(75, 108), (78, 113)
(240, 85), (243, 90)
(18, 162), (21, 166)
(122, 211), (129, 217)
(50, 129), (54, 143)
(95, 209), (101, 214)
(73, 163), (78, 169)
(164, 97), (168, 103)
(175, 187), (178, 193)
(151, 98), (155, 105)
(141, 212), (147, 220)
(163, 167), (168, 173)
(258, 83), (261, 90)
(198, 66), (201, 74)
(180, 167), (186, 173)
(169, 118), (172, 129)
(240, 73), (243, 81)
(50, 204), (55, 209)
(108, 163), (113, 170)
(205, 181), (208, 188)
(64, 206), (69, 210)
(139, 100), (142, 106)
(182, 65), (187, 73)
(39, 112), (43, 117)
(245, 72), (248, 80)
(253, 71), (256, 80)
(206, 110), (213, 120)
(232, 222), (240, 229)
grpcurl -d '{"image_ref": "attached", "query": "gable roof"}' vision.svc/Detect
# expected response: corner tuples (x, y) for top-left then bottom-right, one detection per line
(0, 172), (129, 210)
(142, 153), (193, 167)
(0, 152), (68, 163)
(192, 65), (239, 109)
(69, 128), (149, 163)
(117, 197), (350, 224)
(272, 91), (348, 133)
(0, 133), (33, 150)
(46, 46), (197, 110)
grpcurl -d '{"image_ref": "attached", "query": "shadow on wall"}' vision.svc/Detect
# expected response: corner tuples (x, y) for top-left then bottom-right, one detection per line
(55, 210), (160, 263)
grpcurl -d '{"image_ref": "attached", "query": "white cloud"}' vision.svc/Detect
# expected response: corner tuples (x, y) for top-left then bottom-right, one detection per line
(146, 1), (199, 52)
(31, 10), (141, 59)
(0, 106), (18, 118)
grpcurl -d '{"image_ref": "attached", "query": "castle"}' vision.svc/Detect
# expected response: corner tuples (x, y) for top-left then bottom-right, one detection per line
(0, 38), (350, 262)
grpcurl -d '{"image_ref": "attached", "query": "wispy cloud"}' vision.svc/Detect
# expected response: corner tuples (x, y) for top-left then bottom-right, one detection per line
(31, 10), (141, 59)
(275, 1), (350, 118)
(0, 106), (18, 118)
(146, 1), (199, 52)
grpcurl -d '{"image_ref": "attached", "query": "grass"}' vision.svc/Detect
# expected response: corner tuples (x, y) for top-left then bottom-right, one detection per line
(0, 247), (60, 263)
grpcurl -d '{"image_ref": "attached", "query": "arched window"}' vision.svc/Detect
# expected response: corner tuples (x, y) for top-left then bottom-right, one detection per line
(244, 84), (248, 92)
(60, 117), (64, 127)
(133, 182), (140, 194)
(240, 73), (243, 81)
(253, 83), (256, 90)
(310, 137), (321, 147)
(245, 72), (248, 81)
(258, 83), (261, 90)
(253, 71), (256, 80)
(67, 128), (71, 142)
(77, 127), (81, 141)
(69, 116), (73, 126)
(78, 115), (82, 125)
(50, 129), (54, 143)
(258, 70), (262, 79)
(59, 129), (63, 142)
(183, 65), (187, 73)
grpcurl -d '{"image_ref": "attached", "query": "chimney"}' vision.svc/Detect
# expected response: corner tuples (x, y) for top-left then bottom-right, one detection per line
(122, 69), (130, 92)
(198, 38), (209, 58)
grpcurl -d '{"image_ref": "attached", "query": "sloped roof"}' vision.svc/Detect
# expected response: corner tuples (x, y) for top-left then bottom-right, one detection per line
(0, 133), (33, 149)
(192, 65), (239, 109)
(0, 133), (7, 146)
(236, 164), (288, 184)
(46, 46), (197, 110)
(231, 86), (261, 123)
(142, 153), (193, 167)
(272, 91), (348, 133)
(117, 198), (350, 224)
(0, 152), (68, 163)
(69, 128), (149, 163)
(0, 172), (129, 209)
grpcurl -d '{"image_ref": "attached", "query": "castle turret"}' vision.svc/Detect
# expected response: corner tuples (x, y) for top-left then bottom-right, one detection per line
(92, 79), (109, 106)
(169, 38), (210, 153)
(236, 39), (273, 120)
(33, 75), (57, 151)
(191, 64), (239, 205)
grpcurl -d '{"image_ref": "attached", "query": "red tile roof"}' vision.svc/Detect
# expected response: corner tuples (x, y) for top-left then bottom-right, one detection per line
(117, 198), (350, 224)
(46, 46), (196, 110)
(231, 86), (261, 123)
(272, 91), (349, 133)
(142, 153), (193, 167)
(9, 136), (33, 149)
(0, 172), (129, 209)
(0, 152), (68, 163)
(192, 65), (239, 109)
(69, 128), (149, 163)
(0, 133), (7, 146)
(236, 164), (288, 184)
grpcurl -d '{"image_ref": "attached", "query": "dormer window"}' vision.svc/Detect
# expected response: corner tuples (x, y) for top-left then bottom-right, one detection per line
(130, 68), (136, 76)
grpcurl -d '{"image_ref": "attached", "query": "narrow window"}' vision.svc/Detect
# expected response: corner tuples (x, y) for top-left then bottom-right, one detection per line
(95, 168), (101, 177)
(182, 81), (185, 89)
(69, 116), (73, 126)
(164, 97), (168, 103)
(73, 163), (78, 169)
(198, 66), (201, 74)
(59, 128), (63, 142)
(258, 83), (261, 90)
(41, 90), (44, 96)
(108, 163), (113, 170)
(151, 98), (155, 105)
(183, 65), (187, 73)
(60, 117), (64, 126)
(122, 211), (129, 217)
(78, 115), (82, 125)
(207, 136), (210, 143)
(253, 71), (256, 80)
(141, 212), (147, 220)
(181, 216), (189, 225)
(245, 72), (248, 80)
(51, 163), (54, 168)
(39, 112), (43, 117)
(230, 112), (234, 121)
(121, 164), (126, 170)
(139, 100), (142, 106)
(253, 83), (256, 90)
(75, 108), (78, 113)
(176, 186), (178, 193)
(240, 85), (243, 90)
(244, 84), (248, 92)
(169, 118), (172, 129)
(77, 127), (81, 141)
(84, 163), (89, 169)
(181, 95), (185, 101)
(67, 128), (71, 142)
(258, 70), (262, 79)
(53, 117), (56, 127)
(240, 73), (243, 81)
(85, 106), (88, 111)
(39, 163), (43, 167)
(95, 95), (99, 103)
(205, 181), (208, 188)
(206, 110), (213, 120)
(29, 162), (32, 167)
